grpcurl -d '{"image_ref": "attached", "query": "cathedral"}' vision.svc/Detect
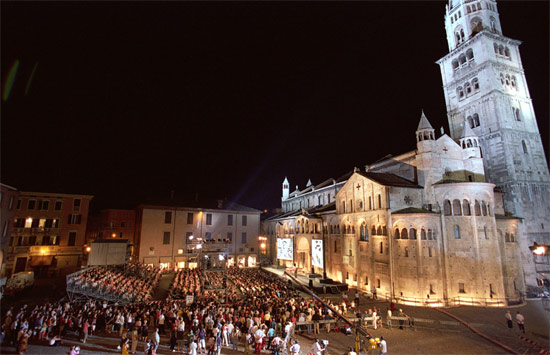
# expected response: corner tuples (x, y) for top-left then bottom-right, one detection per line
(263, 0), (549, 307)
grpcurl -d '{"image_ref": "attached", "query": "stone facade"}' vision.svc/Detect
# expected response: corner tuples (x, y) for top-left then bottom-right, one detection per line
(265, 113), (524, 306)
(0, 184), (20, 277)
(436, 0), (550, 286)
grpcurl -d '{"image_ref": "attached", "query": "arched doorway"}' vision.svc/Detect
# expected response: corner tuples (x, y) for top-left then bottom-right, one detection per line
(296, 237), (310, 272)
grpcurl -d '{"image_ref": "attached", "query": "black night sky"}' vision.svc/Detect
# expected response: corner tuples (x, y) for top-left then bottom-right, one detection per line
(1, 1), (548, 212)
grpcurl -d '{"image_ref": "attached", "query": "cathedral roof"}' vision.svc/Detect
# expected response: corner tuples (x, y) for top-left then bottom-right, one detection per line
(417, 110), (433, 131)
(357, 171), (422, 188)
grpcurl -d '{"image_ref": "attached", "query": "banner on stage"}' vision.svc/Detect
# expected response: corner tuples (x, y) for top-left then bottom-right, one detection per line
(277, 238), (293, 260)
(312, 239), (323, 268)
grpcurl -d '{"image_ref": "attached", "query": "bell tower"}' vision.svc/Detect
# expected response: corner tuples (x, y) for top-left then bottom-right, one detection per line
(437, 0), (550, 286)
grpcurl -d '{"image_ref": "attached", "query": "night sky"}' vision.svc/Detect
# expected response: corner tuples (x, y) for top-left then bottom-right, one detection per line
(2, 1), (548, 212)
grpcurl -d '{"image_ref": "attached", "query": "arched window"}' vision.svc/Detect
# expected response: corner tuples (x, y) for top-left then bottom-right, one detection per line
(511, 76), (517, 89)
(475, 200), (481, 216)
(482, 201), (488, 216)
(452, 59), (459, 70)
(513, 107), (521, 121)
(377, 226), (382, 235)
(471, 17), (483, 35)
(466, 49), (474, 61)
(505, 232), (510, 242)
(477, 3), (481, 10)
(504, 47), (510, 57)
(457, 87), (464, 99)
(463, 200), (471, 215)
(465, 82), (472, 95)
(401, 228), (408, 239)
(494, 43), (499, 54)
(444, 200), (452, 215)
(467, 116), (474, 129)
(472, 78), (479, 91)
(351, 225), (355, 234)
(378, 194), (382, 209)
(394, 228), (400, 239)
(487, 203), (492, 216)
(360, 223), (367, 241)
(505, 74), (510, 86)
(421, 229), (427, 240)
(522, 140), (528, 154)
(459, 54), (467, 65)
(453, 199), (462, 215)
(454, 225), (461, 239)
(358, 200), (363, 210)
(500, 73), (505, 85)
(410, 228), (417, 240)
(473, 114), (480, 127)
(499, 45), (505, 56)
(467, 139), (473, 148)
(382, 226), (387, 236)
(371, 225), (376, 236)
(490, 17), (497, 32)
(428, 229), (433, 240)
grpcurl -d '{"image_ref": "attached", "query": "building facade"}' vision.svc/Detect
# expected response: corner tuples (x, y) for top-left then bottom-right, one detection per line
(1, 184), (20, 277)
(6, 191), (93, 277)
(136, 198), (261, 269)
(86, 209), (137, 254)
(436, 0), (550, 286)
(267, 112), (523, 306)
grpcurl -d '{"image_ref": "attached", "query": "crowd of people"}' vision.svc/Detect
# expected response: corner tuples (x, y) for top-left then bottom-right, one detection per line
(3, 264), (384, 355)
(67, 263), (163, 304)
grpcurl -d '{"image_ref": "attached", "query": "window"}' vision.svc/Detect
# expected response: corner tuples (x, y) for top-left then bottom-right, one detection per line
(42, 235), (50, 245)
(522, 140), (528, 154)
(165, 211), (172, 224)
(16, 199), (21, 210)
(401, 228), (408, 239)
(68, 232), (77, 246)
(8, 196), (14, 210)
(463, 200), (471, 215)
(31, 218), (39, 228)
(472, 78), (479, 91)
(68, 214), (82, 225)
(457, 87), (464, 99)
(28, 236), (37, 246)
(410, 228), (417, 240)
(163, 231), (171, 245)
(241, 232), (247, 244)
(187, 213), (193, 224)
(368, 197), (372, 210)
(341, 201), (346, 213)
(459, 283), (466, 293)
(472, 114), (480, 127)
(377, 194), (382, 209)
(206, 214), (212, 225)
(242, 215), (247, 226)
(227, 232), (232, 241)
(228, 215), (233, 226)
(2, 221), (8, 238)
(365, 277), (369, 285)
(54, 201), (62, 211)
(27, 200), (36, 210)
(380, 242), (383, 254)
(482, 201), (488, 216)
(421, 229), (427, 240)
(377, 279), (381, 288)
(454, 225), (461, 239)
(38, 200), (49, 211)
(394, 228), (400, 239)
(428, 247), (432, 257)
(444, 200), (452, 215)
(404, 247), (409, 257)
(465, 82), (472, 95)
(475, 200), (481, 216)
(484, 226), (489, 240)
(453, 199), (462, 215)
(53, 219), (60, 228)
(73, 198), (81, 211)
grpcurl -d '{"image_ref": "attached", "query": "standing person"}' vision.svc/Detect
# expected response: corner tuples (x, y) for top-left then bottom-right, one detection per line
(505, 311), (513, 329)
(379, 336), (387, 355)
(311, 338), (323, 355)
(289, 340), (300, 354)
(16, 329), (30, 355)
(372, 309), (377, 330)
(189, 339), (198, 355)
(312, 313), (321, 335)
(516, 312), (525, 333)
(121, 338), (130, 355)
(355, 292), (360, 307)
(153, 328), (160, 355)
(81, 319), (90, 344)
(131, 328), (138, 355)
(398, 309), (406, 330)
(169, 326), (177, 353)
(343, 293), (348, 304)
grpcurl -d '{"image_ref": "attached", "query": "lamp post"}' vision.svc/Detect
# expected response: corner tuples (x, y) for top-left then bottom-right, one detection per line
(529, 242), (549, 343)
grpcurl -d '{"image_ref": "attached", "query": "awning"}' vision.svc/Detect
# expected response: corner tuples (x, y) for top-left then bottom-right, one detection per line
(29, 255), (54, 267)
